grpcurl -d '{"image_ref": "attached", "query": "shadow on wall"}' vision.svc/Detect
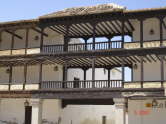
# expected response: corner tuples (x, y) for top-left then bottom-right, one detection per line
(81, 118), (115, 124)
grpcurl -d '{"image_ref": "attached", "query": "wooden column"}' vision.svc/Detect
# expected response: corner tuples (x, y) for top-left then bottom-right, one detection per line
(159, 17), (163, 47)
(82, 68), (88, 88)
(131, 67), (134, 82)
(64, 25), (70, 52)
(11, 30), (15, 55)
(25, 28), (29, 55)
(23, 64), (27, 90)
(40, 27), (44, 52)
(83, 68), (87, 81)
(139, 19), (144, 48)
(8, 66), (13, 90)
(83, 37), (89, 51)
(62, 65), (68, 88)
(107, 68), (111, 87)
(160, 55), (164, 87)
(39, 64), (43, 89)
(140, 56), (144, 88)
(121, 58), (125, 87)
(92, 23), (97, 50)
(107, 36), (113, 49)
(121, 20), (125, 48)
(39, 27), (45, 89)
(92, 57), (95, 88)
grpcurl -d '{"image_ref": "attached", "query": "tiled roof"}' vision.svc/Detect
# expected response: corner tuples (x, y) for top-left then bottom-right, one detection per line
(40, 3), (125, 19)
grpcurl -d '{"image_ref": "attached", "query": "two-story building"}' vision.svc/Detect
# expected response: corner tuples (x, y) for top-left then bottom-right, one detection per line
(0, 3), (166, 124)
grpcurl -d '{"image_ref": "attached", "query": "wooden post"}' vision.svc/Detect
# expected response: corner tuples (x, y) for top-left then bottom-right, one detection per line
(92, 57), (95, 88)
(159, 17), (163, 47)
(140, 56), (144, 88)
(83, 68), (87, 81)
(83, 37), (89, 51)
(11, 30), (15, 55)
(139, 19), (144, 48)
(23, 64), (27, 90)
(39, 64), (43, 89)
(107, 36), (113, 49)
(64, 25), (70, 52)
(40, 27), (44, 53)
(121, 58), (125, 88)
(8, 66), (13, 90)
(92, 23), (97, 50)
(63, 62), (68, 88)
(25, 28), (29, 55)
(160, 55), (164, 88)
(107, 68), (111, 87)
(121, 20), (125, 48)
(83, 68), (88, 88)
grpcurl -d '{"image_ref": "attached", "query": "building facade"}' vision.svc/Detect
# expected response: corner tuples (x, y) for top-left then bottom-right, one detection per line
(0, 3), (166, 124)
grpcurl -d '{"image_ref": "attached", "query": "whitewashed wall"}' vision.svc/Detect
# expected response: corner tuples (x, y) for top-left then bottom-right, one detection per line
(132, 17), (166, 81)
(61, 105), (115, 124)
(132, 18), (166, 41)
(0, 98), (116, 124)
(0, 99), (62, 124)
(68, 68), (121, 81)
(133, 61), (166, 81)
(128, 99), (166, 124)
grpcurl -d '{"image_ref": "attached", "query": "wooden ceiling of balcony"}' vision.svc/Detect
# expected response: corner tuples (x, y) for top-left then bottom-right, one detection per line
(48, 20), (134, 38)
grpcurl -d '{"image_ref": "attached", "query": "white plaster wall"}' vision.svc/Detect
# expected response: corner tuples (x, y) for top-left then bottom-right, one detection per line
(14, 29), (26, 49)
(133, 61), (166, 81)
(0, 99), (116, 124)
(132, 18), (166, 41)
(0, 66), (9, 83)
(128, 99), (166, 124)
(61, 105), (115, 124)
(68, 68), (121, 81)
(12, 66), (24, 83)
(0, 32), (12, 50)
(0, 99), (62, 124)
(42, 64), (63, 81)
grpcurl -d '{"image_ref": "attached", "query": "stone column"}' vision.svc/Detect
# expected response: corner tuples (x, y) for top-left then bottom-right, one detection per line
(30, 99), (43, 124)
(114, 98), (126, 124)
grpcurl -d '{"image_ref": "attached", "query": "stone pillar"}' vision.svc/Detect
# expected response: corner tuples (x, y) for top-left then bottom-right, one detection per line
(30, 99), (43, 124)
(114, 98), (126, 124)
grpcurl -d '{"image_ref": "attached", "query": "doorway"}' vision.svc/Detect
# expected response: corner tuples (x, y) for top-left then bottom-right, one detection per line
(25, 106), (32, 124)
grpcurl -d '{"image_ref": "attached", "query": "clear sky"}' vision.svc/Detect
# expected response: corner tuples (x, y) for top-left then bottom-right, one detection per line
(0, 0), (165, 22)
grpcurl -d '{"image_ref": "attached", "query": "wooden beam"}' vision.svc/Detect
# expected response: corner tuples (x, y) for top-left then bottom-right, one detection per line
(31, 28), (48, 37)
(126, 20), (135, 31)
(162, 20), (166, 30)
(5, 30), (22, 39)
(109, 21), (121, 33)
(49, 26), (62, 34)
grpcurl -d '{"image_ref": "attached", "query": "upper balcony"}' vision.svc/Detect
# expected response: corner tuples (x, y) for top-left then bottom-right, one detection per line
(0, 8), (165, 58)
(0, 39), (166, 57)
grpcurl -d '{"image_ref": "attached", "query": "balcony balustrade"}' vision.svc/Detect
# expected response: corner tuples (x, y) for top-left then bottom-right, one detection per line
(0, 80), (164, 91)
(0, 40), (165, 56)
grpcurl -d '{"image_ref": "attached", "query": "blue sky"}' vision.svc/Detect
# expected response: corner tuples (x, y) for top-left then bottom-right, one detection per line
(0, 0), (165, 22)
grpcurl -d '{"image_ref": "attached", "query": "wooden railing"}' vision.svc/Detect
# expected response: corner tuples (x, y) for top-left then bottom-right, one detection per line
(42, 40), (122, 54)
(41, 80), (122, 89)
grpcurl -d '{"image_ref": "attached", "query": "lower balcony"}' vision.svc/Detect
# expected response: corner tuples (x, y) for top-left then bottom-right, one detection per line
(0, 80), (165, 91)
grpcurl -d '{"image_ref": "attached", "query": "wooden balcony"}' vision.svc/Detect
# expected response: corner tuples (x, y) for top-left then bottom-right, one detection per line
(0, 80), (165, 91)
(0, 40), (166, 57)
